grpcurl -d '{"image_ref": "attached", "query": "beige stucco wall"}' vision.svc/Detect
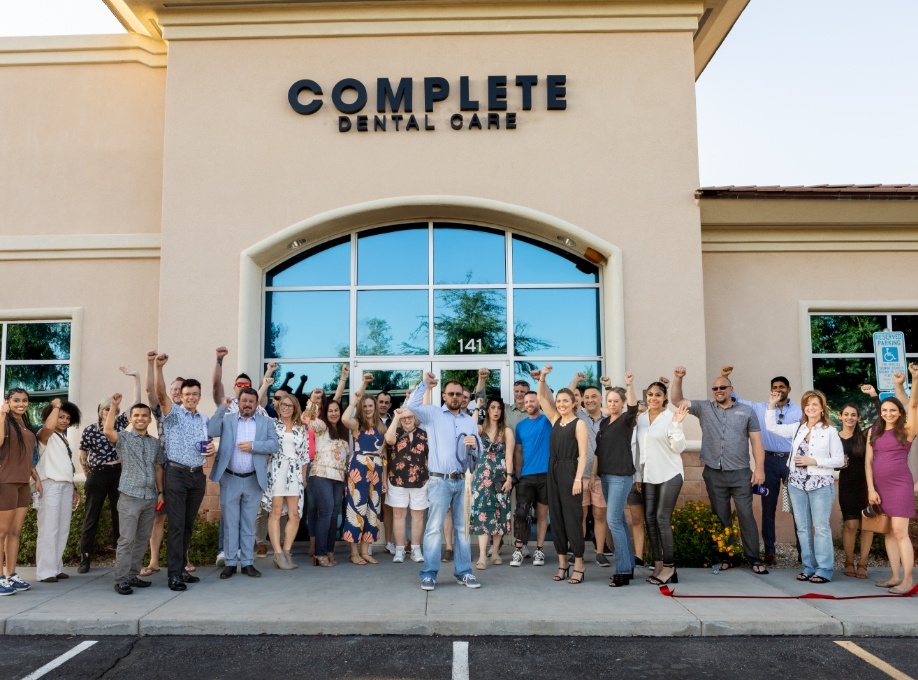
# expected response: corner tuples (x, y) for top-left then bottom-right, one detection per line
(157, 30), (708, 389)
(0, 61), (166, 236)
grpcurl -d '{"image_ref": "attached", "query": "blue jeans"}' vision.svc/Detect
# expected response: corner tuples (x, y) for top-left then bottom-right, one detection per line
(600, 474), (635, 574)
(310, 476), (343, 556)
(788, 483), (835, 580)
(421, 476), (472, 582)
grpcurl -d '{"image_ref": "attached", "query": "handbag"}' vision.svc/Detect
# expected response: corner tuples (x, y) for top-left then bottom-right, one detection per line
(861, 506), (891, 534)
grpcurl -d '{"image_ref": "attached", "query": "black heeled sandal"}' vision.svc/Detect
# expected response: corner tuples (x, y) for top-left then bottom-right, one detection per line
(648, 566), (678, 585)
(568, 569), (585, 585)
(609, 573), (630, 587)
(553, 566), (570, 582)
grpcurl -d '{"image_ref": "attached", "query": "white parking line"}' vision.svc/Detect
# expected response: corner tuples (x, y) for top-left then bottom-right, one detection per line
(835, 641), (913, 680)
(452, 640), (469, 680)
(21, 640), (98, 680)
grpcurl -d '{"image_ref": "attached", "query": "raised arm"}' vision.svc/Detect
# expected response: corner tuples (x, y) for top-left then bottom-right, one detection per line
(333, 364), (350, 403)
(384, 409), (405, 445)
(568, 371), (586, 394)
(908, 363), (918, 440)
(537, 365), (560, 422)
(103, 393), (122, 444)
(258, 362), (278, 406)
(473, 367), (489, 401)
(212, 346), (228, 406)
(670, 366), (690, 409)
(892, 370), (909, 406)
(38, 397), (62, 444)
(120, 365), (141, 407)
(624, 372), (637, 407)
(144, 350), (158, 406)
(154, 353), (173, 416)
(341, 372), (372, 431)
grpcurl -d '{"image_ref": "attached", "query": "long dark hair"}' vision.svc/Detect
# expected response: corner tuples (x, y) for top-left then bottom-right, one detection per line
(321, 399), (348, 441)
(872, 397), (909, 446)
(483, 397), (506, 441)
(2, 388), (34, 450)
(840, 402), (867, 458)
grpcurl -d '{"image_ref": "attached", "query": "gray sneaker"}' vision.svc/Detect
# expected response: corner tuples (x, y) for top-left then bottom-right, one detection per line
(420, 577), (436, 591)
(596, 554), (611, 567)
(456, 574), (482, 589)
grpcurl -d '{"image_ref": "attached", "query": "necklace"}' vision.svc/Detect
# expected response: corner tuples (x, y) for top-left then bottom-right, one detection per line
(559, 417), (577, 427)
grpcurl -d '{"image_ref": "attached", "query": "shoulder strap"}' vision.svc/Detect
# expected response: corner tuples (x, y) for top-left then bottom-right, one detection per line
(54, 431), (77, 474)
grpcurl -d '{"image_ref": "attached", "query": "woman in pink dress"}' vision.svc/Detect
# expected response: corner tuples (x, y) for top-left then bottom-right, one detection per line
(865, 365), (918, 593)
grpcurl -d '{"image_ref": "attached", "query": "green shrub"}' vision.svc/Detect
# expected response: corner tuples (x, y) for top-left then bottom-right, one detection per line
(671, 500), (744, 567)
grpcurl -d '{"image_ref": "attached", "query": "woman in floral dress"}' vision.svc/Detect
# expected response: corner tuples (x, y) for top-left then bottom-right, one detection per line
(341, 373), (387, 565)
(262, 394), (309, 570)
(471, 397), (514, 569)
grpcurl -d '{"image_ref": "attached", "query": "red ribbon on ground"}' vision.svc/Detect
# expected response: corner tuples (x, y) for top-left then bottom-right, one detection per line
(658, 582), (918, 600)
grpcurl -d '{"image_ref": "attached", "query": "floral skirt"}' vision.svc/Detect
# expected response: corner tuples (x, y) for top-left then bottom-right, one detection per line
(342, 453), (382, 543)
(470, 452), (511, 536)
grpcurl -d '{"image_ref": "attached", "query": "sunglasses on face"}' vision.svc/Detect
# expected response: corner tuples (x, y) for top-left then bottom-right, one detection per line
(444, 392), (463, 397)
(235, 382), (251, 388)
(711, 386), (731, 392)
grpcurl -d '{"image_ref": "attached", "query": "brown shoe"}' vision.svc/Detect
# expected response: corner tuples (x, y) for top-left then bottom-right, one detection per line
(764, 553), (777, 566)
(255, 543), (268, 558)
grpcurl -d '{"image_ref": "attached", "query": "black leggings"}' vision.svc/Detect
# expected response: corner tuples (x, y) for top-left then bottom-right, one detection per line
(643, 474), (683, 565)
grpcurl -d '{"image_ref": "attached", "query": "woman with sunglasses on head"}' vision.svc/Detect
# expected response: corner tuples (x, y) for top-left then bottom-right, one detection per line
(866, 365), (918, 593)
(263, 394), (309, 570)
(0, 388), (43, 595)
(341, 373), (387, 565)
(637, 380), (688, 587)
(35, 398), (83, 585)
(309, 399), (350, 567)
(766, 389), (844, 584)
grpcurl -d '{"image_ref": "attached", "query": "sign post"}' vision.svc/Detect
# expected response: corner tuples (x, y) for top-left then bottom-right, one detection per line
(873, 331), (908, 392)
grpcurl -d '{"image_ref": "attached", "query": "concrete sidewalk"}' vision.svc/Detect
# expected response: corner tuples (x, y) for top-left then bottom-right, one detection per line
(3, 547), (917, 637)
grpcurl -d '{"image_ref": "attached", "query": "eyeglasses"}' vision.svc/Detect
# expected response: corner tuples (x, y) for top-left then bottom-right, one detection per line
(279, 403), (294, 409)
(444, 391), (463, 397)
(235, 381), (251, 389)
(711, 386), (731, 392)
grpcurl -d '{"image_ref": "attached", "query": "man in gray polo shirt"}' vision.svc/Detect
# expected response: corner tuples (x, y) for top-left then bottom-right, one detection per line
(671, 366), (768, 573)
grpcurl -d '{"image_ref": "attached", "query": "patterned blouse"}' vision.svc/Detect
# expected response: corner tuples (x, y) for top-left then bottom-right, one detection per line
(789, 437), (834, 492)
(79, 413), (128, 468)
(386, 426), (429, 488)
(309, 421), (349, 482)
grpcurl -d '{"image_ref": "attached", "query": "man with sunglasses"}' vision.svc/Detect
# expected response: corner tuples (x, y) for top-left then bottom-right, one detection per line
(721, 366), (802, 566)
(671, 365), (769, 575)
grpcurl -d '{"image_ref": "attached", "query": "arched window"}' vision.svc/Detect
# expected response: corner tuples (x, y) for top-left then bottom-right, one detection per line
(263, 223), (603, 399)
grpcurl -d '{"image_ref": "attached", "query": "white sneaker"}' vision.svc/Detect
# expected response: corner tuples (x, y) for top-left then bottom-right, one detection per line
(510, 549), (524, 567)
(393, 548), (406, 563)
(533, 549), (545, 566)
(410, 548), (425, 563)
(215, 552), (226, 568)
(386, 542), (397, 555)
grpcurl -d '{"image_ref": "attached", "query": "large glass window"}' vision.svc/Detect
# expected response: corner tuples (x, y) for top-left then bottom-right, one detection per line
(810, 312), (917, 421)
(264, 222), (604, 390)
(1, 321), (72, 421)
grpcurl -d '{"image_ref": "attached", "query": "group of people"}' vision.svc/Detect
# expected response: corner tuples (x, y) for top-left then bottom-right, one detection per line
(1, 349), (916, 596)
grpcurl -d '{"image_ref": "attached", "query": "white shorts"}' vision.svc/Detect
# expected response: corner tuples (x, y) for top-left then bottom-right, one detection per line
(385, 484), (429, 510)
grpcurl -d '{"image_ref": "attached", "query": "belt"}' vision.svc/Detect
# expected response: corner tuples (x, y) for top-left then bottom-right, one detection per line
(225, 469), (256, 478)
(90, 464), (122, 473)
(167, 461), (203, 473)
(430, 471), (464, 480)
(766, 451), (788, 458)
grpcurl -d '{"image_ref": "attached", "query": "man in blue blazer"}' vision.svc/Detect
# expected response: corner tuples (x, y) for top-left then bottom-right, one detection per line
(208, 388), (279, 578)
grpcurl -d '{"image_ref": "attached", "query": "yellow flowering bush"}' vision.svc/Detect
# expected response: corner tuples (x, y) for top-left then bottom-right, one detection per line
(670, 500), (745, 567)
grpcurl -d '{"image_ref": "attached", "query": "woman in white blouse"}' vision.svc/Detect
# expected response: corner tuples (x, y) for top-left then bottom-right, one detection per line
(637, 381), (687, 586)
(766, 389), (844, 583)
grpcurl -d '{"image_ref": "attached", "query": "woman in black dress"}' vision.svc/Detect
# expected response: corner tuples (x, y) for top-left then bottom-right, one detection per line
(838, 400), (873, 579)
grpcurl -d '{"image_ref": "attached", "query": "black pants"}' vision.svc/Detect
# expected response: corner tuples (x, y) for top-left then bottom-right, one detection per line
(80, 466), (121, 556)
(165, 465), (206, 579)
(643, 474), (683, 565)
(546, 459), (584, 558)
(513, 474), (548, 545)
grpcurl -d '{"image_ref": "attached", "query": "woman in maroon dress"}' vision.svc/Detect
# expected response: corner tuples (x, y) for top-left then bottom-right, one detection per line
(865, 366), (918, 594)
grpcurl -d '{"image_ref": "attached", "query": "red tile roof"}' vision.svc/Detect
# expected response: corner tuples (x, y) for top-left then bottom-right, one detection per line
(696, 184), (918, 200)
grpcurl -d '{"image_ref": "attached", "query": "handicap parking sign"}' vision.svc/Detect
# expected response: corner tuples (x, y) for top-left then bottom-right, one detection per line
(873, 331), (907, 391)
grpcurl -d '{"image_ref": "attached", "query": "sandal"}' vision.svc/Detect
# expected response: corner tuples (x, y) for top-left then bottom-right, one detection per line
(796, 572), (812, 581)
(888, 584), (913, 595)
(751, 564), (769, 575)
(475, 559), (487, 570)
(139, 566), (159, 577)
(553, 566), (570, 582)
(362, 553), (379, 565)
(844, 561), (855, 578)
(609, 573), (630, 587)
(856, 564), (868, 579)
(568, 569), (585, 585)
(716, 561), (733, 571)
(349, 555), (367, 565)
(876, 579), (902, 588)
(808, 575), (830, 584)
(491, 555), (503, 565)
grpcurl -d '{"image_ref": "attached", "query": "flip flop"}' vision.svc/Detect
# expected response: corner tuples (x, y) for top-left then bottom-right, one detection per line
(716, 561), (733, 571)
(752, 564), (769, 575)
(139, 566), (160, 577)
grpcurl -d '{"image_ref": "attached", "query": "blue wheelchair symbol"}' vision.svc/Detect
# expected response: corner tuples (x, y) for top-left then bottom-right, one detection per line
(882, 347), (899, 362)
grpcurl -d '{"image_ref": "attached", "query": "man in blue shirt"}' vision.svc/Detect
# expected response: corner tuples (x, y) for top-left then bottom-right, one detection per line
(511, 391), (552, 568)
(723, 366), (802, 566)
(406, 373), (482, 591)
(154, 353), (215, 592)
